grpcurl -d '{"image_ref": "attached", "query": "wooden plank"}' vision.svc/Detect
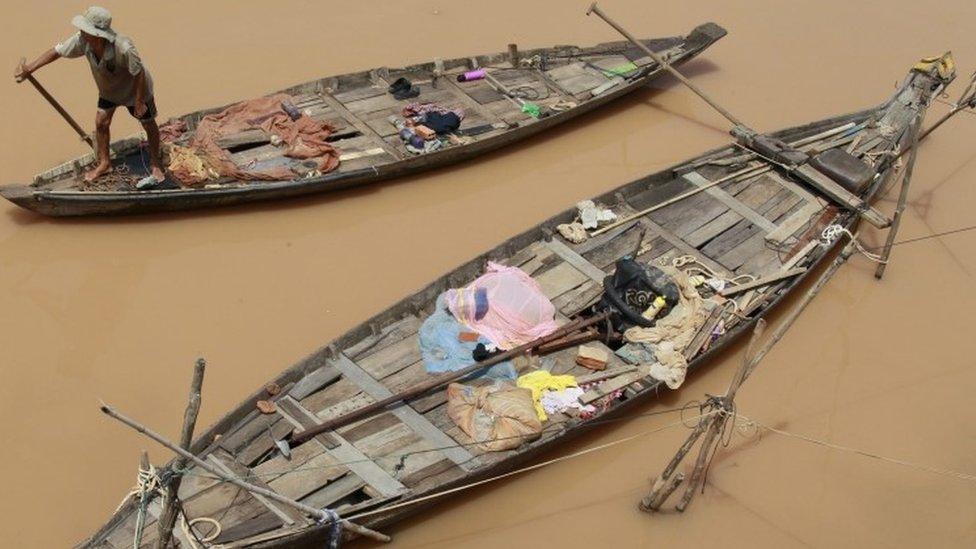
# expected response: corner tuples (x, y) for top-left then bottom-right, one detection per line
(544, 239), (607, 282)
(439, 77), (508, 127)
(534, 261), (589, 299)
(344, 315), (422, 359)
(289, 365), (341, 401)
(719, 268), (807, 296)
(329, 353), (478, 470)
(317, 91), (405, 160)
(765, 201), (822, 244)
(635, 217), (733, 277)
(682, 172), (777, 233)
(275, 396), (407, 498)
(356, 336), (421, 380)
(208, 450), (306, 526)
(580, 364), (652, 404)
(793, 164), (888, 228)
(266, 451), (347, 501)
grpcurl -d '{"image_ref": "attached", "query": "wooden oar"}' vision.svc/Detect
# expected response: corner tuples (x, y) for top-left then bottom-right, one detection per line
(20, 57), (94, 148)
(586, 3), (748, 129)
(290, 311), (612, 446)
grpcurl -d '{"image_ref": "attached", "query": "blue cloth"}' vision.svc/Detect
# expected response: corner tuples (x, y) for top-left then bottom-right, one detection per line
(419, 294), (517, 381)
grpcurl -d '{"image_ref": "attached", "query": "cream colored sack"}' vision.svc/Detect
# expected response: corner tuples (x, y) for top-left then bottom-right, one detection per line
(447, 382), (542, 452)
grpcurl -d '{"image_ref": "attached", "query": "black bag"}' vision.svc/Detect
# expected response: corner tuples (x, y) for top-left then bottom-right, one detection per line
(599, 257), (680, 332)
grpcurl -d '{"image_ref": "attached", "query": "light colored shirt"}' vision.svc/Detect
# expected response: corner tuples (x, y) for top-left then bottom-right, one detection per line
(55, 32), (153, 106)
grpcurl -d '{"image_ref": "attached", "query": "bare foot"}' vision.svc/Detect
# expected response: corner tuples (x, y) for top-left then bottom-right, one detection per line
(150, 166), (166, 182)
(84, 162), (112, 182)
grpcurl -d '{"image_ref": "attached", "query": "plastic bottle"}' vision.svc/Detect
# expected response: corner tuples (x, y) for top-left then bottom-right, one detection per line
(641, 296), (667, 320)
(457, 69), (486, 82)
(388, 116), (426, 149)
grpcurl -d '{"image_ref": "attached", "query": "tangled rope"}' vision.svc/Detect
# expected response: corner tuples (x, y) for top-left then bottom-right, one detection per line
(820, 224), (886, 263)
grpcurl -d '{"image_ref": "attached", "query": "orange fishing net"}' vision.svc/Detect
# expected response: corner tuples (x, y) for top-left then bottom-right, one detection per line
(165, 93), (340, 186)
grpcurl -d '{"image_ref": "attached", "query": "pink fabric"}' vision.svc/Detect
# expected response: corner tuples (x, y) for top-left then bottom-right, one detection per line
(446, 262), (559, 350)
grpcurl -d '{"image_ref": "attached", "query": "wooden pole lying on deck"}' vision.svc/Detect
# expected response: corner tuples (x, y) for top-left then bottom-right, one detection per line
(585, 3), (748, 129)
(642, 240), (857, 512)
(155, 358), (206, 549)
(100, 403), (391, 543)
(290, 311), (612, 446)
(20, 58), (95, 149)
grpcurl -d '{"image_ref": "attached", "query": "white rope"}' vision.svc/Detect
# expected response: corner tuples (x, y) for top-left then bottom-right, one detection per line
(736, 414), (976, 483)
(181, 516), (222, 548)
(342, 411), (717, 524)
(820, 224), (887, 264)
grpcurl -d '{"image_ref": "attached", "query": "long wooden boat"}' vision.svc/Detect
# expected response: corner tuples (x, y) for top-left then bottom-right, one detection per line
(82, 57), (952, 547)
(2, 24), (726, 217)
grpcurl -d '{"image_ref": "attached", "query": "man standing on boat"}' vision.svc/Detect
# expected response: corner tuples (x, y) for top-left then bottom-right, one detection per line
(14, 6), (166, 189)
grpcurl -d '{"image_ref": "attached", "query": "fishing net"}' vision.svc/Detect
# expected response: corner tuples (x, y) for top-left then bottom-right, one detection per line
(164, 93), (340, 186)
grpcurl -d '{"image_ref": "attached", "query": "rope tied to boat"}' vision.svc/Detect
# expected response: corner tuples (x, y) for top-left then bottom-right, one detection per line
(112, 462), (162, 549)
(820, 224), (886, 264)
(317, 508), (344, 549)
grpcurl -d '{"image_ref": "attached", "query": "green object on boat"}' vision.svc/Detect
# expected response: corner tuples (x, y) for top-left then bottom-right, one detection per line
(521, 102), (541, 118)
(605, 62), (638, 76)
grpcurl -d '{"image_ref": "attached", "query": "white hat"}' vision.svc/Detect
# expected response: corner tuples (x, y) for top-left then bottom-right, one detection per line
(71, 6), (116, 40)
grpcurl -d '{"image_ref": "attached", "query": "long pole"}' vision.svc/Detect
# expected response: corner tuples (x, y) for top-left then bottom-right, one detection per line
(291, 311), (611, 446)
(586, 3), (748, 129)
(156, 359), (206, 549)
(875, 117), (922, 279)
(99, 403), (391, 543)
(20, 59), (94, 148)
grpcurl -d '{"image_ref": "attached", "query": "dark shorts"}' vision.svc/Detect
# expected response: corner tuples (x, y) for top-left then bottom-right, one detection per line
(97, 96), (157, 121)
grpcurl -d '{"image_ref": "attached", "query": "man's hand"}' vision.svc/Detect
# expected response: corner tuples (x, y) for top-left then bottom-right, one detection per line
(14, 58), (30, 83)
(133, 100), (148, 118)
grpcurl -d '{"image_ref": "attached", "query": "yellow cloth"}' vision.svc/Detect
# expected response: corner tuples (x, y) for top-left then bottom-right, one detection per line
(913, 52), (955, 80)
(516, 370), (578, 421)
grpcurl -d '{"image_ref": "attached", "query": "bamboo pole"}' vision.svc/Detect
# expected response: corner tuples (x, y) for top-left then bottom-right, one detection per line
(99, 403), (391, 543)
(156, 359), (206, 549)
(20, 58), (94, 148)
(875, 117), (922, 279)
(591, 165), (769, 236)
(290, 312), (611, 445)
(586, 3), (748, 129)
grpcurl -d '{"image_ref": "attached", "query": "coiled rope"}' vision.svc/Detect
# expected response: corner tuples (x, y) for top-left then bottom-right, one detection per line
(820, 224), (886, 263)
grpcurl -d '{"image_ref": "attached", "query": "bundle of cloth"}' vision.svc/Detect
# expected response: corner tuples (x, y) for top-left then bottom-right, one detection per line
(162, 93), (340, 186)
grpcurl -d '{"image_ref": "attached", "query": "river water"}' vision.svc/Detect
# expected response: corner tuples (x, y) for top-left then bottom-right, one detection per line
(1, 2), (974, 547)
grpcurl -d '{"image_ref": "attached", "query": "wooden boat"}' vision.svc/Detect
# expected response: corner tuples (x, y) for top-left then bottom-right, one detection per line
(82, 58), (952, 547)
(1, 24), (726, 217)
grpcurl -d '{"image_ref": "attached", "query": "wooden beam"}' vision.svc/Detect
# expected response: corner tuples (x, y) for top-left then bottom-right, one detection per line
(543, 239), (607, 282)
(719, 268), (806, 297)
(793, 164), (889, 228)
(682, 172), (777, 233)
(328, 353), (478, 471)
(275, 396), (407, 498)
(636, 217), (733, 278)
(208, 452), (307, 526)
(317, 90), (405, 160)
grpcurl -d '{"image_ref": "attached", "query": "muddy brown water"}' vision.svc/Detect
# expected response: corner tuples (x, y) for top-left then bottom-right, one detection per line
(2, 2), (975, 547)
